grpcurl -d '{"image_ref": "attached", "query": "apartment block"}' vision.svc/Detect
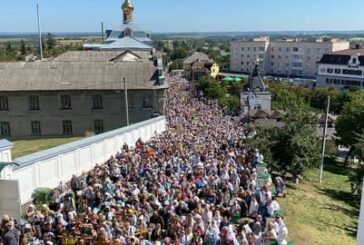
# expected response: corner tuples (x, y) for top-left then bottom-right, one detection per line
(230, 37), (349, 78)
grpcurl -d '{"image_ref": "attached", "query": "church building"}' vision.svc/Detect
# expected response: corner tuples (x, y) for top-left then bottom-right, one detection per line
(84, 0), (154, 54)
(241, 59), (272, 114)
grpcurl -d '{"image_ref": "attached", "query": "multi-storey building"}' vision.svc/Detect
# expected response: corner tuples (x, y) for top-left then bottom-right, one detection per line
(316, 48), (364, 89)
(230, 37), (349, 78)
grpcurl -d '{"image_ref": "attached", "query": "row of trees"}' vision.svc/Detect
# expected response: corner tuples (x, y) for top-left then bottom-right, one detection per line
(0, 33), (82, 62)
(196, 76), (243, 115)
(268, 82), (360, 114)
(265, 82), (364, 192)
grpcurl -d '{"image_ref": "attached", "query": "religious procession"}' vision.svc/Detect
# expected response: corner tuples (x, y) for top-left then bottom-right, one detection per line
(1, 75), (288, 245)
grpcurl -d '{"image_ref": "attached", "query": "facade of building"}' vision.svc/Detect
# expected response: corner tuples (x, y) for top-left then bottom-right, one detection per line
(0, 0), (168, 138)
(0, 51), (167, 138)
(183, 52), (214, 80)
(241, 59), (272, 114)
(316, 48), (364, 89)
(84, 0), (153, 52)
(231, 37), (349, 78)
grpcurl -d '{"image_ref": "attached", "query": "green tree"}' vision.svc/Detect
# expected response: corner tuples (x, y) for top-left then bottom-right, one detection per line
(247, 108), (320, 183)
(336, 92), (364, 148)
(170, 47), (187, 61)
(336, 92), (364, 166)
(348, 132), (364, 194)
(5, 42), (16, 57)
(46, 33), (56, 50)
(20, 39), (27, 55)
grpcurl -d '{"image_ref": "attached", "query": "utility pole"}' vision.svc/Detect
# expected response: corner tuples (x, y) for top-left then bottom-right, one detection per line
(124, 78), (130, 126)
(319, 96), (330, 183)
(36, 4), (43, 61)
(101, 22), (104, 43)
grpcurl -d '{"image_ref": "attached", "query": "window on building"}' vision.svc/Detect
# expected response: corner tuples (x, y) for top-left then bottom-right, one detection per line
(334, 69), (341, 74)
(247, 47), (250, 51)
(278, 47), (282, 52)
(0, 96), (9, 111)
(62, 120), (73, 135)
(29, 95), (40, 110)
(143, 97), (153, 108)
(92, 94), (103, 109)
(241, 54), (244, 58)
(0, 121), (10, 136)
(241, 61), (244, 65)
(333, 79), (340, 84)
(271, 62), (274, 66)
(286, 47), (290, 52)
(343, 69), (362, 76)
(293, 47), (299, 52)
(31, 121), (41, 136)
(292, 62), (303, 68)
(247, 55), (250, 58)
(327, 68), (334, 73)
(271, 48), (275, 52)
(326, 78), (333, 84)
(60, 95), (72, 110)
(278, 55), (282, 59)
(271, 55), (275, 59)
(94, 120), (104, 134)
(259, 47), (264, 51)
(307, 57), (311, 61)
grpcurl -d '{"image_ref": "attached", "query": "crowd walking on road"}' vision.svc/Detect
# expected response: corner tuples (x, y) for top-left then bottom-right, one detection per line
(1, 75), (288, 245)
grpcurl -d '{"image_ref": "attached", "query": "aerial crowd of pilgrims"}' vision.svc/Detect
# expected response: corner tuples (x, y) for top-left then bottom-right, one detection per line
(1, 75), (288, 245)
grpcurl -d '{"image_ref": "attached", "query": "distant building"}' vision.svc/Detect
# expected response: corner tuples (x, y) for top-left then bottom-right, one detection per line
(241, 59), (272, 114)
(230, 37), (349, 78)
(316, 48), (364, 89)
(183, 52), (216, 80)
(84, 0), (153, 53)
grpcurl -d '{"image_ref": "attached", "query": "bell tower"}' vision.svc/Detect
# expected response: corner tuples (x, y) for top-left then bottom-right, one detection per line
(122, 0), (134, 24)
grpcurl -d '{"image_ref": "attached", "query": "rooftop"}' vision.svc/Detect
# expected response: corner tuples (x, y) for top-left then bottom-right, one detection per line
(183, 52), (212, 65)
(0, 139), (14, 150)
(329, 48), (364, 56)
(0, 51), (167, 91)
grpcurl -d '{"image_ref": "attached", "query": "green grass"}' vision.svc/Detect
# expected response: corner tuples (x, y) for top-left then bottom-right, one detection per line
(12, 137), (83, 159)
(280, 157), (360, 245)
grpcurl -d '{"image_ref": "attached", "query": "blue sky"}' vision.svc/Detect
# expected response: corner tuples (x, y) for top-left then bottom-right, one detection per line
(0, 0), (363, 33)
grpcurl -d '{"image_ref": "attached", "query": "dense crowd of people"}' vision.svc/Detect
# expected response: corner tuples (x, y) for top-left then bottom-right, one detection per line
(1, 76), (288, 245)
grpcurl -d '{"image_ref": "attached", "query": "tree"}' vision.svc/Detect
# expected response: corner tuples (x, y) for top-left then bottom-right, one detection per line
(46, 33), (56, 50)
(336, 92), (364, 148)
(5, 42), (15, 57)
(247, 105), (320, 183)
(270, 110), (320, 182)
(20, 39), (27, 55)
(336, 92), (364, 167)
(347, 132), (364, 194)
(170, 47), (187, 61)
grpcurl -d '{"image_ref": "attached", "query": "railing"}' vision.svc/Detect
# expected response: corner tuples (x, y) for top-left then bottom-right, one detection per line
(10, 116), (167, 204)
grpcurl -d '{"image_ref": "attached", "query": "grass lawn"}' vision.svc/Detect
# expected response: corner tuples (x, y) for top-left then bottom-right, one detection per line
(280, 157), (360, 245)
(12, 137), (83, 159)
